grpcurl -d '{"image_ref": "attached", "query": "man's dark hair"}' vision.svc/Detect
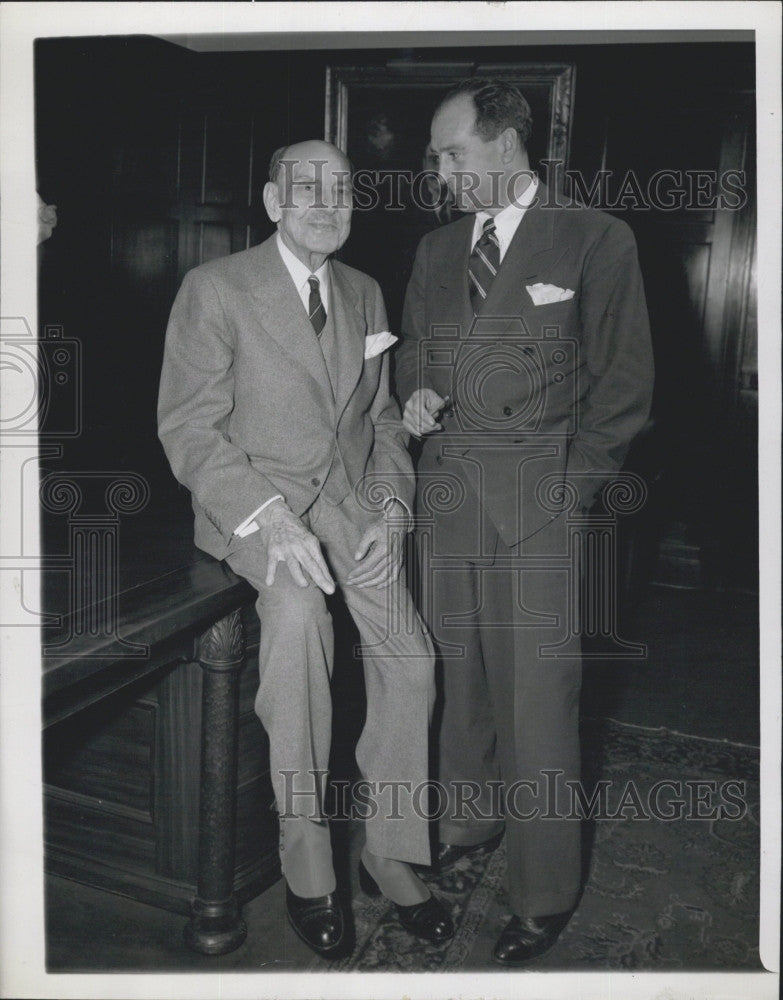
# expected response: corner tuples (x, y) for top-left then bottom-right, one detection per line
(439, 78), (533, 148)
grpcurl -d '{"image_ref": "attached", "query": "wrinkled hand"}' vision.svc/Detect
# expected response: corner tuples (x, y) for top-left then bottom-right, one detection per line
(402, 388), (449, 438)
(346, 502), (407, 589)
(258, 502), (335, 594)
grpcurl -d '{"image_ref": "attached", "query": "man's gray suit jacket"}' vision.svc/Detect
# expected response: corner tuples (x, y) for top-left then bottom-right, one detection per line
(158, 234), (414, 560)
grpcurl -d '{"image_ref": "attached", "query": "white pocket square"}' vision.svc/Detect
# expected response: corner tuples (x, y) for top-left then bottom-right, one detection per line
(526, 283), (575, 306)
(364, 330), (398, 359)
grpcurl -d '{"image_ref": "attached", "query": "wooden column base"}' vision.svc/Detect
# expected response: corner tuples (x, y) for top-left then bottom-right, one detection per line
(184, 897), (247, 955)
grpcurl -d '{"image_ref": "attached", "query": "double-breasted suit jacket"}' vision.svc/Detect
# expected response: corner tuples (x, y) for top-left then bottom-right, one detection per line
(396, 183), (654, 547)
(395, 183), (654, 918)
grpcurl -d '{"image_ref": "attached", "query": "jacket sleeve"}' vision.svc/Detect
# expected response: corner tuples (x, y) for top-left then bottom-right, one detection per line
(157, 268), (283, 543)
(395, 234), (435, 408)
(365, 278), (416, 513)
(564, 219), (655, 511)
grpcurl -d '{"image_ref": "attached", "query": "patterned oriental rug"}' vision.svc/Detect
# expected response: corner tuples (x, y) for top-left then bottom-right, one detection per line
(311, 718), (761, 972)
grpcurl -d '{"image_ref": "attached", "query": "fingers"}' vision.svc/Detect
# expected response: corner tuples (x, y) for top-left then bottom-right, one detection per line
(265, 551), (280, 588)
(403, 389), (447, 437)
(354, 531), (374, 562)
(284, 553), (310, 589)
(347, 528), (403, 588)
(347, 549), (384, 586)
(363, 533), (403, 589)
(264, 528), (336, 595)
(302, 548), (336, 594)
(351, 554), (402, 589)
(402, 409), (422, 437)
(347, 528), (380, 585)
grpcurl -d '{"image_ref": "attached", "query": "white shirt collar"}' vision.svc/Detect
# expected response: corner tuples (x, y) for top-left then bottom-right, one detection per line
(472, 176), (539, 261)
(276, 232), (330, 311)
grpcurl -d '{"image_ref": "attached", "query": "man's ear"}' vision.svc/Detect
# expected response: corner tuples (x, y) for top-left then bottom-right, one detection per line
(499, 127), (519, 164)
(263, 181), (282, 223)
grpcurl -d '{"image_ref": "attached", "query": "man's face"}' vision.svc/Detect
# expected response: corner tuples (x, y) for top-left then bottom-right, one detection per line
(264, 141), (352, 269)
(430, 94), (506, 214)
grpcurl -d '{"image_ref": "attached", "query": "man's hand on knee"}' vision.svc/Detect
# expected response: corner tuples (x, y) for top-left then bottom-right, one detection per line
(346, 506), (405, 589)
(257, 502), (335, 594)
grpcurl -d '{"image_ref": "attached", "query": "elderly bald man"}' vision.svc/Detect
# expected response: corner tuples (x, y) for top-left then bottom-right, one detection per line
(159, 140), (451, 958)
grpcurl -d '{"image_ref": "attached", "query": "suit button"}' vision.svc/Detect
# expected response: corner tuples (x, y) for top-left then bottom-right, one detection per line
(503, 406), (513, 416)
(311, 477), (321, 487)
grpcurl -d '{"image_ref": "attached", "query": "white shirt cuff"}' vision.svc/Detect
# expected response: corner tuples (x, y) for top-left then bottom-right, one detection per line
(233, 494), (284, 538)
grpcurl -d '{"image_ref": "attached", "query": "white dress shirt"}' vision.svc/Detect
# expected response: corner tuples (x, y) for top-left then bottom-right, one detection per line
(471, 176), (539, 261)
(275, 232), (331, 313)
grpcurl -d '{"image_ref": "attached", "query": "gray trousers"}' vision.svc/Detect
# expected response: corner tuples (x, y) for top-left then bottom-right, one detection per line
(420, 508), (583, 918)
(227, 491), (435, 897)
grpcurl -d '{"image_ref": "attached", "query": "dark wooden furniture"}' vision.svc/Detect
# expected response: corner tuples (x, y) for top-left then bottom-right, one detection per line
(42, 538), (279, 955)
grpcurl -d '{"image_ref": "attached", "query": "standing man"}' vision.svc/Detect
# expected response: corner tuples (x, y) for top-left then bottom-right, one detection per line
(396, 80), (654, 965)
(158, 140), (452, 959)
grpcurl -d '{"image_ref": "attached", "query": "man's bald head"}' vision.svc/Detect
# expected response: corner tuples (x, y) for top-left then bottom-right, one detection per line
(268, 140), (352, 184)
(263, 139), (353, 270)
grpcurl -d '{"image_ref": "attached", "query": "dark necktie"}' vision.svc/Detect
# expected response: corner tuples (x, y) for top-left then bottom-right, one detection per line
(308, 275), (326, 336)
(468, 218), (500, 314)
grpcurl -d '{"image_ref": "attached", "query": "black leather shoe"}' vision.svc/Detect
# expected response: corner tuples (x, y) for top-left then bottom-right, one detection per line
(285, 885), (348, 959)
(492, 911), (572, 965)
(358, 861), (454, 944)
(436, 829), (504, 872)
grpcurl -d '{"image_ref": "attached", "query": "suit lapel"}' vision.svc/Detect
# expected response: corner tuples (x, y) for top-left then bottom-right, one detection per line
(329, 262), (366, 416)
(476, 181), (557, 328)
(249, 237), (334, 399)
(432, 215), (475, 339)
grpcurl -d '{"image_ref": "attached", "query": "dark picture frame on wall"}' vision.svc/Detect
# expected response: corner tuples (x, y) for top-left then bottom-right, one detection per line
(324, 60), (575, 331)
(325, 60), (575, 168)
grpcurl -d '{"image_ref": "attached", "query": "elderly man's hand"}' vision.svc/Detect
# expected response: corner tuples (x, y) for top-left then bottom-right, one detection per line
(402, 388), (449, 438)
(346, 500), (408, 589)
(258, 502), (335, 594)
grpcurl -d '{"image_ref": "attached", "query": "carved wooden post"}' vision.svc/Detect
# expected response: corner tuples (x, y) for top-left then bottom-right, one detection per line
(184, 608), (248, 955)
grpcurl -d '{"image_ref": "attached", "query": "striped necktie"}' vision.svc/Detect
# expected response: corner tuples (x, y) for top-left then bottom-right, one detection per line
(468, 218), (500, 314)
(308, 275), (326, 336)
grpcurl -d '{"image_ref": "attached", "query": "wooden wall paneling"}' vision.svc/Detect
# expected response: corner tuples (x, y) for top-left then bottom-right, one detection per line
(179, 102), (276, 269)
(201, 106), (254, 207)
(44, 608), (281, 912)
(597, 88), (756, 588)
(44, 695), (156, 811)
